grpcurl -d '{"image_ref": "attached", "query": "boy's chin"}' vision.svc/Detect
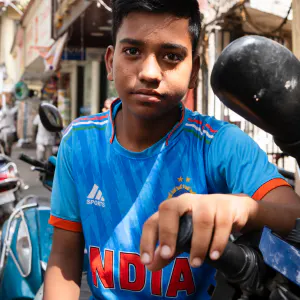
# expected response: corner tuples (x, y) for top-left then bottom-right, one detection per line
(130, 103), (173, 120)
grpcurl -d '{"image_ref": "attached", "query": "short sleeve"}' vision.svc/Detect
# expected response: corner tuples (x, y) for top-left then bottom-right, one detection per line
(49, 139), (82, 232)
(206, 125), (290, 200)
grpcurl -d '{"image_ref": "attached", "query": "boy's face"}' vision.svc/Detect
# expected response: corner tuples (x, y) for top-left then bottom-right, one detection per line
(105, 12), (199, 119)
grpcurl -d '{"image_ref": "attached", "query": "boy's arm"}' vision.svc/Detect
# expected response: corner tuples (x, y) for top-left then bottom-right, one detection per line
(44, 228), (85, 300)
(246, 185), (300, 233)
(139, 125), (300, 271)
(45, 128), (84, 298)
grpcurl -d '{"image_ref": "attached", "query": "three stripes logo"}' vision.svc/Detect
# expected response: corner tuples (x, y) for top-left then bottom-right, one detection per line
(86, 184), (105, 207)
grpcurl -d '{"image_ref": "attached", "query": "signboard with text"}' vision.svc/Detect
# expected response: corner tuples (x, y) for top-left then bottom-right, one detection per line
(52, 0), (92, 40)
(25, 0), (53, 67)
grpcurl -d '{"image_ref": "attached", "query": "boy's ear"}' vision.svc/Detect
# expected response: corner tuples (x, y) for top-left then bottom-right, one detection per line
(105, 46), (115, 81)
(188, 55), (200, 89)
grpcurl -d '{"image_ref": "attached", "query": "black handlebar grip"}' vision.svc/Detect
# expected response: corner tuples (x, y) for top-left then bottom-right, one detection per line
(19, 153), (45, 169)
(177, 215), (248, 279)
(205, 242), (249, 280)
(177, 214), (193, 253)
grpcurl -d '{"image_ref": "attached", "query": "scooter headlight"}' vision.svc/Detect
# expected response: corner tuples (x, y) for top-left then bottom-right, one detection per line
(16, 219), (32, 276)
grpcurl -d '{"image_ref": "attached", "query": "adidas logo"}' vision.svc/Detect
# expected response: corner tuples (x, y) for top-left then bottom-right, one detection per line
(86, 184), (105, 207)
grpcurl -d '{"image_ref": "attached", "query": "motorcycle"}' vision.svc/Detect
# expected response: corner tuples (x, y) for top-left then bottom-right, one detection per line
(29, 51), (300, 299)
(176, 35), (300, 299)
(37, 69), (300, 299)
(2, 35), (298, 299)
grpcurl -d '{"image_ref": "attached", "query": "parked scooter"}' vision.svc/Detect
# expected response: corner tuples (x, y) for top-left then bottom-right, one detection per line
(0, 153), (56, 300)
(0, 154), (25, 227)
(0, 102), (62, 300)
(0, 103), (89, 300)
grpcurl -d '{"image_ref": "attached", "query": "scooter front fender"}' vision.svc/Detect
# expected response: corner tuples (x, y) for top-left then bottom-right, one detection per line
(0, 207), (51, 299)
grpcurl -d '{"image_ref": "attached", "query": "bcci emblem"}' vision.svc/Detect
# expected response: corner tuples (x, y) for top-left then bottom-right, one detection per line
(168, 177), (196, 198)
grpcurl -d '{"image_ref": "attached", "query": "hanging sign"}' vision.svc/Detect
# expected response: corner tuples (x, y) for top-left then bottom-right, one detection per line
(52, 0), (92, 40)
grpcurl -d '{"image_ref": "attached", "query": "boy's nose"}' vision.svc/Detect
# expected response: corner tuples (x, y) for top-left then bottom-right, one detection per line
(138, 55), (162, 84)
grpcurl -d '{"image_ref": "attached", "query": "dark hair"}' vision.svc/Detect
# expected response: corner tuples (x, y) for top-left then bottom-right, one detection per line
(111, 0), (201, 54)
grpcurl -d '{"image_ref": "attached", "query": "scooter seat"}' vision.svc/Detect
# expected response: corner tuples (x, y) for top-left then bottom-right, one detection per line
(17, 195), (50, 208)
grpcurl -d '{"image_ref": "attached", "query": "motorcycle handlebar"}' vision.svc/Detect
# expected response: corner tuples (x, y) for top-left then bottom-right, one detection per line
(177, 215), (254, 280)
(19, 153), (45, 169)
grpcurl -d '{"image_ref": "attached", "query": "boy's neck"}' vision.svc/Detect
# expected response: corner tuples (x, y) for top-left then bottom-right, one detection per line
(115, 105), (182, 152)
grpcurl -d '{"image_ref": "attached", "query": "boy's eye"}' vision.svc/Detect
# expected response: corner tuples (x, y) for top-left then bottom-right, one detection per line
(164, 53), (183, 62)
(124, 48), (140, 56)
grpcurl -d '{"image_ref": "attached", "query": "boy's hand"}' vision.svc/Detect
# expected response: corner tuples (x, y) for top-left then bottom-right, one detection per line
(140, 194), (258, 271)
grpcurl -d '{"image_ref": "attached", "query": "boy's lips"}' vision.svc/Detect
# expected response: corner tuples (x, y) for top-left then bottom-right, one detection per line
(131, 89), (163, 103)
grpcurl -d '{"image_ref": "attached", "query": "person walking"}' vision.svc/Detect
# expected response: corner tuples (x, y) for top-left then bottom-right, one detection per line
(33, 113), (56, 161)
(0, 91), (18, 156)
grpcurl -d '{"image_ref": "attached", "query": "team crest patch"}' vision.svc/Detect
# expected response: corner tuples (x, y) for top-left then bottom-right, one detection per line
(168, 177), (196, 199)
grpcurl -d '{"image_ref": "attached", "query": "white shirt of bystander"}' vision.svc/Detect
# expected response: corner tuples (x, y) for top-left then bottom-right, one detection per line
(33, 115), (56, 146)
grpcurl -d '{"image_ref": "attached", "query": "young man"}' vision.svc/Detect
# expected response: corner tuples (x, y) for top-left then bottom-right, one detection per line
(44, 0), (300, 299)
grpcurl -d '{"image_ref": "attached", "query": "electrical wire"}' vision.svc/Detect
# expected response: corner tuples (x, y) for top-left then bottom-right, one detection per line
(1, 0), (23, 15)
(98, 0), (112, 12)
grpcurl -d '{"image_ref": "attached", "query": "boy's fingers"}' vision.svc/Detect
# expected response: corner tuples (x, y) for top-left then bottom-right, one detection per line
(189, 203), (215, 267)
(209, 206), (232, 260)
(158, 197), (191, 260)
(146, 246), (177, 272)
(140, 212), (159, 265)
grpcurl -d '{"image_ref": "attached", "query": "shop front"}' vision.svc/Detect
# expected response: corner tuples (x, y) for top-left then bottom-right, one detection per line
(10, 0), (64, 142)
(52, 0), (116, 119)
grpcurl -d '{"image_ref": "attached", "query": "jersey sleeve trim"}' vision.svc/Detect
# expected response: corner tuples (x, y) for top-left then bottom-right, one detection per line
(49, 215), (83, 232)
(252, 178), (291, 201)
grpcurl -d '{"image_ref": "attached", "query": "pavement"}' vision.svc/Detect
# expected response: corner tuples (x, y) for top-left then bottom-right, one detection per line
(11, 145), (51, 198)
(11, 145), (92, 300)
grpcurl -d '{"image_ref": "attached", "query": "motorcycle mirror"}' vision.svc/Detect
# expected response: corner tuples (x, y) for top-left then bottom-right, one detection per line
(211, 35), (300, 163)
(39, 103), (63, 133)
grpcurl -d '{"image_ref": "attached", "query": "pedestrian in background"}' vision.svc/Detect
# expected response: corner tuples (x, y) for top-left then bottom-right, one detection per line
(33, 113), (56, 161)
(102, 97), (114, 112)
(0, 91), (18, 156)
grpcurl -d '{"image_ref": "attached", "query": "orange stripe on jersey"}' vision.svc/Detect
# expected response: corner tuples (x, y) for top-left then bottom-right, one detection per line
(252, 178), (291, 201)
(187, 118), (202, 125)
(49, 215), (83, 232)
(205, 124), (218, 133)
(110, 98), (121, 143)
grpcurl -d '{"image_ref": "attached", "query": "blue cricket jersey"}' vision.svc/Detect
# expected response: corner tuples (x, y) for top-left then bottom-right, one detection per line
(50, 99), (289, 299)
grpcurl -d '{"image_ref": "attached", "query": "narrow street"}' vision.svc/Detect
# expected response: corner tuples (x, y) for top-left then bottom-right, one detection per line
(11, 145), (92, 300)
(12, 146), (51, 198)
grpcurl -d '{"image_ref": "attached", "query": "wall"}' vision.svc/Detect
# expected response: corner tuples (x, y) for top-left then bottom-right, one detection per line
(0, 16), (17, 89)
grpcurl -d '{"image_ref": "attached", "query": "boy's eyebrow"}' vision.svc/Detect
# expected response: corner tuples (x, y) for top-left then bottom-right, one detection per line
(161, 43), (188, 54)
(119, 38), (145, 46)
(119, 39), (188, 54)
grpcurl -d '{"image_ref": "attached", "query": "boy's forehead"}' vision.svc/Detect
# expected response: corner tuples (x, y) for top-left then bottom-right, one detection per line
(116, 12), (192, 48)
